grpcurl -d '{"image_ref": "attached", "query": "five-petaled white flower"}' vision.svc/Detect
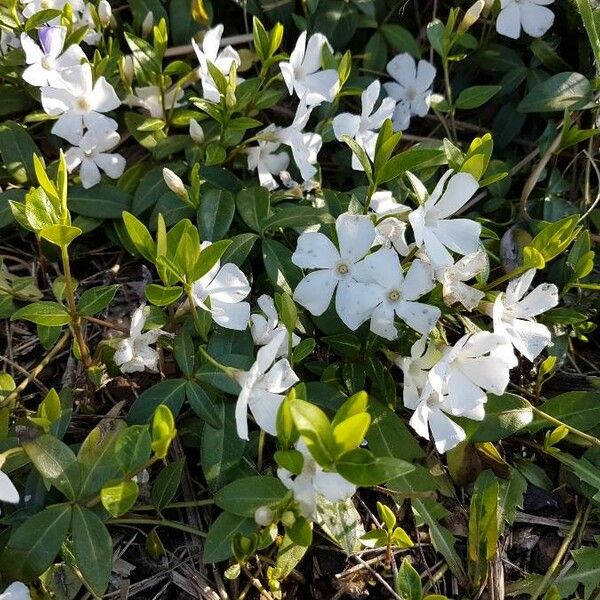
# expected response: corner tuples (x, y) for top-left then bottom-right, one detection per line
(247, 128), (290, 191)
(492, 269), (558, 361)
(409, 170), (481, 267)
(41, 64), (120, 144)
(292, 213), (378, 329)
(370, 190), (411, 255)
(234, 330), (299, 440)
(279, 31), (339, 106)
(0, 467), (19, 514)
(250, 294), (299, 357)
(274, 101), (322, 182)
(353, 249), (440, 339)
(496, 0), (555, 39)
(126, 85), (184, 119)
(333, 80), (395, 171)
(191, 242), (251, 331)
(65, 129), (126, 188)
(21, 27), (84, 88)
(434, 249), (487, 310)
(278, 439), (356, 519)
(0, 582), (31, 600)
(192, 24), (242, 102)
(114, 306), (170, 373)
(384, 53), (436, 131)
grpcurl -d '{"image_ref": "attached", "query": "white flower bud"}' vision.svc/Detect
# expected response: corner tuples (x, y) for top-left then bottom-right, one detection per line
(162, 168), (187, 199)
(254, 505), (274, 527)
(141, 11), (154, 37)
(189, 119), (205, 144)
(122, 55), (134, 86)
(98, 0), (112, 26)
(459, 0), (485, 32)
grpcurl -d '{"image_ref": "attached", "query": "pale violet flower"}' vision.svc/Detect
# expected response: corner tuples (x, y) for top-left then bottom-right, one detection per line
(353, 249), (440, 339)
(125, 85), (184, 119)
(21, 27), (85, 88)
(191, 242), (251, 331)
(292, 213), (378, 329)
(41, 64), (120, 144)
(333, 80), (395, 171)
(278, 439), (356, 519)
(274, 101), (322, 182)
(435, 250), (487, 310)
(114, 306), (170, 374)
(247, 129), (290, 191)
(409, 171), (481, 268)
(370, 190), (411, 255)
(0, 582), (31, 600)
(384, 53), (436, 131)
(279, 31), (339, 106)
(396, 336), (444, 409)
(234, 330), (299, 440)
(65, 129), (126, 189)
(492, 269), (558, 361)
(250, 294), (300, 357)
(496, 0), (555, 39)
(192, 24), (242, 102)
(0, 468), (19, 512)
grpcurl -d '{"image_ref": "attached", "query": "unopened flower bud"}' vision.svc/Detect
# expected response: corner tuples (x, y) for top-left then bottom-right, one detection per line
(189, 119), (205, 144)
(281, 511), (295, 528)
(225, 88), (236, 110)
(254, 505), (274, 527)
(482, 0), (494, 16)
(459, 0), (485, 32)
(122, 55), (134, 86)
(163, 168), (187, 199)
(98, 0), (112, 26)
(141, 11), (154, 37)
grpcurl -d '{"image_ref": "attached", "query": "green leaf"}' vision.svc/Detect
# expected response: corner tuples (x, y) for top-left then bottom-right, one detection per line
(122, 211), (157, 261)
(311, 0), (358, 48)
(101, 480), (140, 517)
(192, 238), (232, 281)
(186, 381), (222, 429)
(332, 413), (371, 456)
(235, 187), (270, 233)
(145, 283), (182, 306)
(127, 379), (187, 424)
(71, 505), (113, 597)
(151, 404), (177, 459)
(498, 469), (526, 528)
(151, 458), (185, 510)
(221, 233), (258, 266)
(381, 24), (421, 57)
(377, 148), (446, 184)
(39, 224), (82, 247)
(455, 85), (502, 110)
(204, 512), (256, 563)
(11, 301), (70, 326)
(316, 496), (364, 555)
(274, 449), (305, 475)
(290, 399), (336, 467)
(214, 476), (288, 517)
(115, 425), (152, 474)
(557, 545), (600, 599)
(69, 184), (132, 219)
(262, 238), (303, 294)
(395, 559), (422, 600)
(173, 329), (195, 377)
(198, 188), (235, 241)
(0, 504), (72, 580)
(530, 215), (580, 262)
(0, 121), (40, 183)
(22, 434), (81, 500)
(336, 448), (414, 486)
(518, 72), (593, 112)
(262, 206), (335, 231)
(77, 285), (119, 317)
(529, 391), (600, 434)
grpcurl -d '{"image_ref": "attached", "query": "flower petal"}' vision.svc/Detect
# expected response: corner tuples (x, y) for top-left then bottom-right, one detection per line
(208, 263), (251, 303)
(292, 231), (339, 269)
(210, 298), (250, 330)
(496, 2), (522, 38)
(293, 269), (337, 316)
(248, 389), (284, 435)
(520, 3), (554, 37)
(0, 470), (19, 504)
(433, 172), (479, 219)
(427, 408), (466, 453)
(336, 213), (376, 263)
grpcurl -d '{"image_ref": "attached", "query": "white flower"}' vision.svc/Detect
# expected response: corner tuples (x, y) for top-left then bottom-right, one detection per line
(250, 294), (300, 357)
(162, 168), (186, 198)
(141, 11), (154, 37)
(114, 306), (170, 374)
(41, 64), (120, 144)
(408, 171), (481, 267)
(496, 0), (555, 39)
(191, 242), (251, 331)
(0, 582), (31, 600)
(333, 80), (395, 171)
(292, 213), (378, 329)
(384, 53), (436, 131)
(98, 0), (112, 26)
(396, 336), (444, 409)
(125, 85), (184, 119)
(22, 0), (84, 19)
(0, 468), (19, 512)
(1, 29), (21, 55)
(189, 118), (205, 143)
(274, 101), (322, 182)
(65, 129), (125, 189)
(254, 505), (274, 526)
(278, 440), (355, 519)
(234, 331), (299, 440)
(429, 332), (515, 420)
(75, 3), (102, 46)
(353, 249), (440, 339)
(492, 269), (558, 361)
(279, 31), (339, 106)
(370, 191), (411, 255)
(21, 27), (84, 88)
(247, 130), (290, 191)
(435, 250), (487, 310)
(192, 24), (242, 102)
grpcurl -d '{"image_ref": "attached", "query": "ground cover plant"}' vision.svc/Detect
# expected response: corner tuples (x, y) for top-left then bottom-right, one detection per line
(0, 0), (600, 598)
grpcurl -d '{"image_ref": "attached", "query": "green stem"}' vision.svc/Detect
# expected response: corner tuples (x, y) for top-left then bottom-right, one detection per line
(197, 345), (238, 379)
(185, 286), (207, 341)
(134, 499), (215, 511)
(108, 517), (207, 538)
(442, 58), (457, 140)
(532, 406), (600, 448)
